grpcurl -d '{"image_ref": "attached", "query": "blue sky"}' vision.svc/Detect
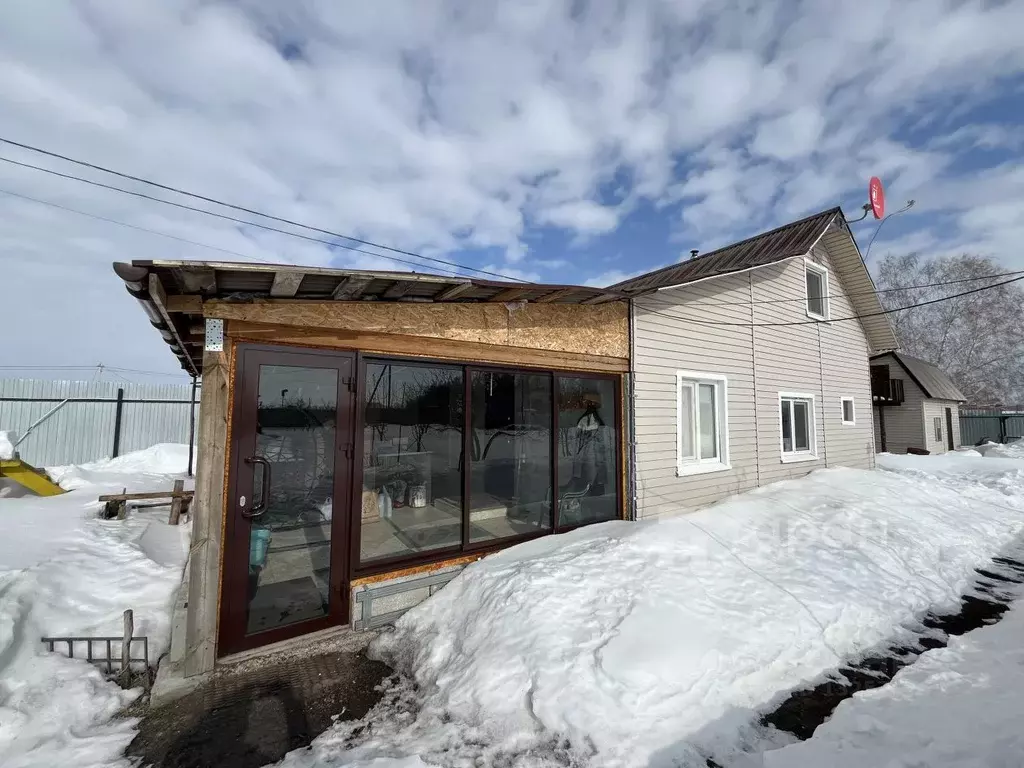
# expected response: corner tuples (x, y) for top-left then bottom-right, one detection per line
(1, 1), (1023, 378)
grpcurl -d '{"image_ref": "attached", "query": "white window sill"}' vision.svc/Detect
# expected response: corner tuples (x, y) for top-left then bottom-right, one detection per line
(781, 453), (818, 464)
(841, 421), (856, 426)
(677, 461), (732, 477)
(805, 310), (829, 322)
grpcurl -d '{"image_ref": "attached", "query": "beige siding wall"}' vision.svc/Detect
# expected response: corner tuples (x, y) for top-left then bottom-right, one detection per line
(922, 399), (962, 452)
(870, 354), (928, 453)
(632, 232), (878, 518)
(632, 271), (759, 517)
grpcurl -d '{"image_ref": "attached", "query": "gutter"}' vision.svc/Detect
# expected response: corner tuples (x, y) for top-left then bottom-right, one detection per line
(112, 262), (200, 377)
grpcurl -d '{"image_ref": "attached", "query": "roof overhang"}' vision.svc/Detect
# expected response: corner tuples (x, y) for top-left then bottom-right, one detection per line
(113, 260), (625, 375)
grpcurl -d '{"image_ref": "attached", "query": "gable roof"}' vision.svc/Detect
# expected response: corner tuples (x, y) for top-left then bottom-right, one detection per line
(608, 207), (841, 294)
(608, 206), (899, 353)
(871, 352), (967, 402)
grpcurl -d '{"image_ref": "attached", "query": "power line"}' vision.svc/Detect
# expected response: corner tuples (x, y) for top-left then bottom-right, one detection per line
(0, 364), (189, 378)
(0, 186), (276, 265)
(638, 268), (1024, 309)
(0, 155), (470, 279)
(639, 272), (1024, 329)
(0, 136), (529, 283)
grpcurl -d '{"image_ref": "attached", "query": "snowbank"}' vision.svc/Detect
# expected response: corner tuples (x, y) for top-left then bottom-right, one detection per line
(295, 451), (1024, 768)
(975, 439), (1024, 459)
(764, 583), (1024, 767)
(0, 444), (191, 768)
(0, 431), (15, 460)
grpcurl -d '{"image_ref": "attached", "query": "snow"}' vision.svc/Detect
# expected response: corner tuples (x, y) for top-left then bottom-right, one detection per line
(975, 438), (1024, 459)
(0, 444), (191, 768)
(764, 584), (1024, 768)
(0, 431), (16, 460)
(290, 451), (1024, 768)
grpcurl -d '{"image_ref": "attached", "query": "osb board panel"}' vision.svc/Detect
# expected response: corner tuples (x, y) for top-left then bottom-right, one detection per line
(206, 300), (628, 359)
(350, 553), (484, 587)
(225, 320), (629, 373)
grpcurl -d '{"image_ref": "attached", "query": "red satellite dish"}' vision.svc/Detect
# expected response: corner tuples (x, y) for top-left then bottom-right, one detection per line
(869, 176), (885, 219)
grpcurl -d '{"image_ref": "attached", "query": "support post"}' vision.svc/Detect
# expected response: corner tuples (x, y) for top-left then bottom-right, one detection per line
(877, 406), (887, 452)
(187, 376), (198, 477)
(112, 388), (125, 458)
(184, 345), (229, 678)
(120, 609), (133, 688)
(168, 479), (186, 525)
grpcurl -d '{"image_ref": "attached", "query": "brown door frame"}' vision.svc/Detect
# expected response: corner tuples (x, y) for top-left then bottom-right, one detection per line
(945, 407), (955, 451)
(219, 343), (356, 656)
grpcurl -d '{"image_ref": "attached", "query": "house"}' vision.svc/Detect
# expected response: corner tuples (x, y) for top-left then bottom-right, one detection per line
(112, 206), (900, 692)
(112, 261), (630, 688)
(609, 207), (899, 516)
(869, 352), (966, 453)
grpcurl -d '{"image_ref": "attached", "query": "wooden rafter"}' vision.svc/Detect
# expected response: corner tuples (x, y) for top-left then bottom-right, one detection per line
(331, 275), (373, 300)
(490, 286), (532, 303)
(382, 281), (412, 299)
(534, 288), (578, 303)
(435, 282), (476, 301)
(269, 271), (305, 298)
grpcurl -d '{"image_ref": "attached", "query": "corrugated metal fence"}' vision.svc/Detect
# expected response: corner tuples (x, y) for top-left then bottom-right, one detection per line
(959, 408), (1024, 447)
(0, 379), (198, 467)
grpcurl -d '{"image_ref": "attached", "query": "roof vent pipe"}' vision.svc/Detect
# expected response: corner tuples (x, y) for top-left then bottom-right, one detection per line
(690, 249), (699, 259)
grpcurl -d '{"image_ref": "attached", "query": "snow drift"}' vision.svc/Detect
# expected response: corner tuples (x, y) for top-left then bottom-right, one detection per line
(0, 444), (191, 768)
(295, 452), (1024, 768)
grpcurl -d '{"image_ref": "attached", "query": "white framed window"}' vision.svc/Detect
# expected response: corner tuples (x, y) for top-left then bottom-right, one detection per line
(677, 371), (730, 476)
(933, 417), (942, 442)
(804, 259), (829, 320)
(840, 397), (856, 425)
(779, 392), (817, 462)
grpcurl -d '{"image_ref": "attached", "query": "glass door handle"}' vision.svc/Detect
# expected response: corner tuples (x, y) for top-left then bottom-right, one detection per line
(242, 456), (271, 518)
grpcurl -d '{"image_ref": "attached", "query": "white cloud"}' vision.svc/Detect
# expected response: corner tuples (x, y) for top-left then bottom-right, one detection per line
(0, 0), (1022, 372)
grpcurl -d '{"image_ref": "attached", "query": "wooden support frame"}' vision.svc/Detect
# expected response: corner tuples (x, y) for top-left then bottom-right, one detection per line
(332, 276), (373, 300)
(269, 271), (306, 298)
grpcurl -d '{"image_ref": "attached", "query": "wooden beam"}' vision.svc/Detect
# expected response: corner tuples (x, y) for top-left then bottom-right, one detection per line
(227, 320), (629, 373)
(332, 275), (373, 300)
(184, 345), (229, 677)
(177, 267), (217, 294)
(489, 286), (531, 303)
(435, 282), (476, 301)
(269, 270), (305, 298)
(148, 275), (200, 376)
(534, 288), (578, 303)
(382, 280), (412, 300)
(165, 295), (204, 313)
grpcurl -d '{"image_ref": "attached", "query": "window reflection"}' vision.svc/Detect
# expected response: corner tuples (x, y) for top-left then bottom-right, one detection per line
(469, 371), (552, 543)
(360, 363), (464, 562)
(557, 377), (619, 526)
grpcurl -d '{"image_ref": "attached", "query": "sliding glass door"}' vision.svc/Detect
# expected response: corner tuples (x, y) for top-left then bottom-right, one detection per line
(357, 356), (622, 573)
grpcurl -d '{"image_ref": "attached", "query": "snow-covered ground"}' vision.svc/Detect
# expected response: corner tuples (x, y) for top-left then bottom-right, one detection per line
(287, 451), (1024, 768)
(763, 581), (1024, 768)
(0, 444), (191, 768)
(0, 430), (16, 460)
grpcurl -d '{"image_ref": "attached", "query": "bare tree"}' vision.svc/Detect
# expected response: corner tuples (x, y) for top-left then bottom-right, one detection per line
(875, 253), (1024, 405)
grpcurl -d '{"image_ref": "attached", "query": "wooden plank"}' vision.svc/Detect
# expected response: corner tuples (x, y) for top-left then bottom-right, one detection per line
(228, 320), (629, 373)
(435, 282), (476, 301)
(168, 479), (186, 525)
(332, 275), (373, 300)
(98, 489), (193, 502)
(489, 286), (531, 303)
(534, 288), (578, 303)
(120, 610), (133, 688)
(382, 280), (412, 299)
(269, 271), (305, 298)
(205, 300), (630, 358)
(165, 295), (204, 313)
(183, 345), (230, 677)
(177, 267), (217, 294)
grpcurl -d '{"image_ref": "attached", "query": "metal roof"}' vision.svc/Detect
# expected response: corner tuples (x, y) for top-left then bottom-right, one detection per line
(112, 260), (624, 376)
(608, 207), (842, 294)
(873, 352), (967, 402)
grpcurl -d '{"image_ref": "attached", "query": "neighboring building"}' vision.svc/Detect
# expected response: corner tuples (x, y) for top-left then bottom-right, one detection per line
(869, 352), (966, 454)
(609, 207), (899, 517)
(114, 261), (630, 689)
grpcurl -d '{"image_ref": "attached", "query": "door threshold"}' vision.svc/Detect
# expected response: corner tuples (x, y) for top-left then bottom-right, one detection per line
(218, 625), (374, 668)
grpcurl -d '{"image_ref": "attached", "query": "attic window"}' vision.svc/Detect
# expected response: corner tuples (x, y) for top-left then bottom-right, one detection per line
(805, 260), (829, 320)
